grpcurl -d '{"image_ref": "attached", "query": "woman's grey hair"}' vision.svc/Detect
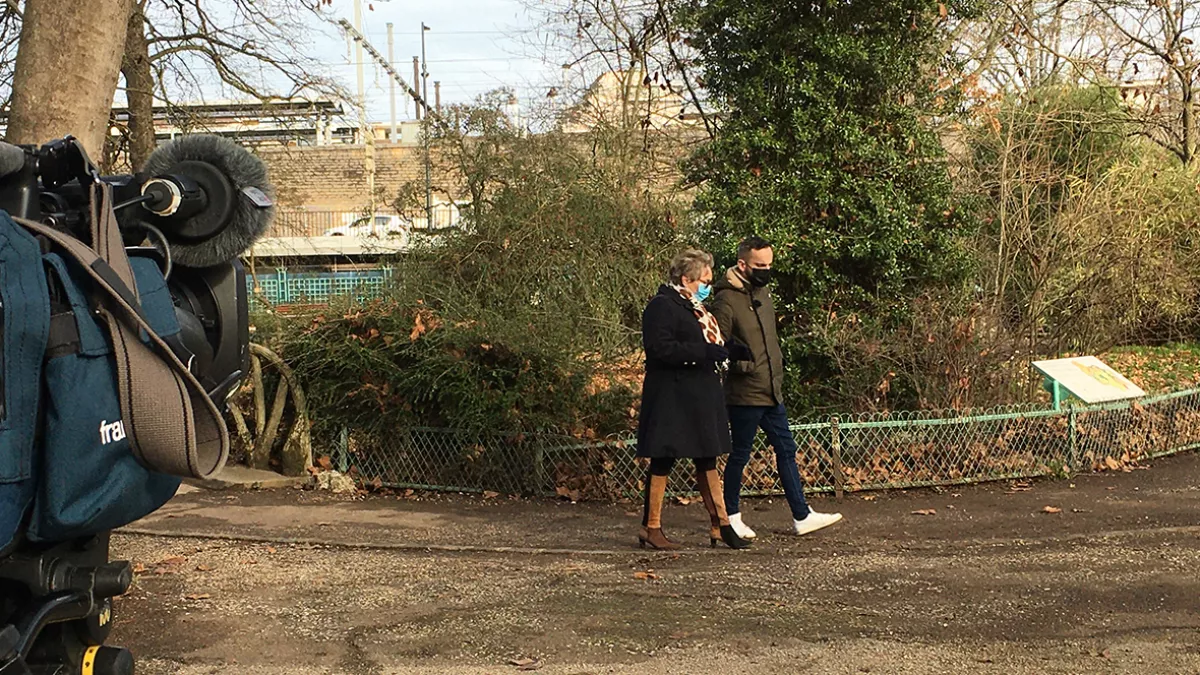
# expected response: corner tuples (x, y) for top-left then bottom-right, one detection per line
(669, 248), (714, 285)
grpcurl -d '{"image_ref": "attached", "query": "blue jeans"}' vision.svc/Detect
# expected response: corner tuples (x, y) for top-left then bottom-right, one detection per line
(725, 404), (811, 520)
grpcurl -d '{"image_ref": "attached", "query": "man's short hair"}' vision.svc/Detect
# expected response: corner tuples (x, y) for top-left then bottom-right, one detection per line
(737, 236), (772, 262)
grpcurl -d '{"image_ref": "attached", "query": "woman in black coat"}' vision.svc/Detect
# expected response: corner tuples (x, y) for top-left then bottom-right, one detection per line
(637, 248), (752, 550)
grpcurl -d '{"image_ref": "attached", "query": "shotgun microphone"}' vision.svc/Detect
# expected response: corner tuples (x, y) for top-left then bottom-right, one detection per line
(118, 134), (275, 268)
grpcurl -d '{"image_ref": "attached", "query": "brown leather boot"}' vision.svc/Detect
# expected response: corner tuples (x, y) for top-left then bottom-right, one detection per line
(696, 467), (751, 549)
(639, 473), (681, 551)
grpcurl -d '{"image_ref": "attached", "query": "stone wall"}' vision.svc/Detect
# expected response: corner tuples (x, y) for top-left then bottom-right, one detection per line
(255, 129), (700, 214)
(256, 144), (458, 212)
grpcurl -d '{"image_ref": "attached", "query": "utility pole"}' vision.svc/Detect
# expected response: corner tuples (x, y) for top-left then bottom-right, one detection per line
(412, 57), (422, 119)
(387, 23), (397, 144)
(353, 0), (365, 138)
(421, 22), (433, 229)
(337, 18), (435, 218)
(352, 0), (374, 213)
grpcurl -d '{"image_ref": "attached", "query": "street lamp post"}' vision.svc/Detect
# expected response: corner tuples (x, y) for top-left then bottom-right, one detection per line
(421, 22), (433, 230)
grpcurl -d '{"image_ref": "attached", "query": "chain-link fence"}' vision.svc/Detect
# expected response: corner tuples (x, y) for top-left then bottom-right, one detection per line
(333, 387), (1200, 500)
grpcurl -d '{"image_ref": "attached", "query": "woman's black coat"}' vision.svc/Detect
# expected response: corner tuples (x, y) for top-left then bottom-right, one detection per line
(636, 285), (732, 459)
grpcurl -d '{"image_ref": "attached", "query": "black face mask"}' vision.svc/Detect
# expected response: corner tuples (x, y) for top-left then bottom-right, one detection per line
(747, 267), (772, 287)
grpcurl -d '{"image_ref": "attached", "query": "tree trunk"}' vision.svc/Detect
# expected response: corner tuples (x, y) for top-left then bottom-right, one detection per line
(121, 2), (156, 170)
(6, 0), (135, 160)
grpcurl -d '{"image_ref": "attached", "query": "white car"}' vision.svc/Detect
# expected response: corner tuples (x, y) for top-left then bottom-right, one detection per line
(324, 214), (411, 240)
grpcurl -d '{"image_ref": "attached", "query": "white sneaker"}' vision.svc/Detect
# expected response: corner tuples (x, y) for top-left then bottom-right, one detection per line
(793, 510), (842, 536)
(728, 512), (757, 539)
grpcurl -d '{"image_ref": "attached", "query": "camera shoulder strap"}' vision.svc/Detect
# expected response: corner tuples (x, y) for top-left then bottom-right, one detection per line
(13, 183), (229, 480)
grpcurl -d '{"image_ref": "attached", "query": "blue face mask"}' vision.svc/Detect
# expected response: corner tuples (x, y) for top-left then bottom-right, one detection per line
(694, 282), (712, 302)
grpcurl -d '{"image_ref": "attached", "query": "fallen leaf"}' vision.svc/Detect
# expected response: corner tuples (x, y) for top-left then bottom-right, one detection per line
(195, 564), (212, 572)
(669, 631), (689, 639)
(266, 547), (278, 554)
(132, 563), (147, 574)
(1042, 506), (1062, 514)
(242, 560), (259, 565)
(911, 509), (937, 516)
(675, 496), (692, 506)
(184, 593), (211, 600)
(861, 495), (877, 501)
(483, 491), (501, 500)
(317, 456), (333, 471)
(633, 570), (661, 581)
(1104, 456), (1121, 471)
(410, 313), (426, 342)
(157, 555), (187, 566)
(509, 658), (536, 667)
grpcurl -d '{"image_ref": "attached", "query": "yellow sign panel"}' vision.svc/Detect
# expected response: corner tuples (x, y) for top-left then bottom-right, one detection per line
(1032, 356), (1146, 404)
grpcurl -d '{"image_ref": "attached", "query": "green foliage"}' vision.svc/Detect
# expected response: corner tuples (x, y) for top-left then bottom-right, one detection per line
(267, 93), (683, 440)
(682, 0), (975, 319)
(678, 0), (977, 411)
(966, 84), (1200, 355)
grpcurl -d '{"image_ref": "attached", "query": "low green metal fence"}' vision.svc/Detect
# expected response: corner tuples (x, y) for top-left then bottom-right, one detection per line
(332, 387), (1200, 500)
(249, 267), (391, 307)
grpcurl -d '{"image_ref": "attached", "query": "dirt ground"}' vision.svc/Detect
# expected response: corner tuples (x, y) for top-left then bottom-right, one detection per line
(107, 451), (1200, 674)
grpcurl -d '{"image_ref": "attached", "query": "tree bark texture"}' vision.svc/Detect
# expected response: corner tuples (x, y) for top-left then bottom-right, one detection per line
(121, 2), (157, 170)
(6, 0), (136, 160)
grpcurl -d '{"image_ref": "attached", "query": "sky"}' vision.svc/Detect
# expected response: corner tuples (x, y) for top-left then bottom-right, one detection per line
(312, 0), (566, 124)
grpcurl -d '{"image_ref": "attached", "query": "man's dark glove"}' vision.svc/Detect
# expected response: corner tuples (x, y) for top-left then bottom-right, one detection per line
(704, 343), (730, 363)
(728, 343), (753, 362)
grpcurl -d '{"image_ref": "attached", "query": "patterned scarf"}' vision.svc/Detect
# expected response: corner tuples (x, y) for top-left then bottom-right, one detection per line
(671, 284), (725, 346)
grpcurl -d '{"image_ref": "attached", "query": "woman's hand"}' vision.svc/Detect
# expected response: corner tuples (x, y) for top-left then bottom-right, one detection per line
(728, 343), (753, 362)
(704, 343), (730, 363)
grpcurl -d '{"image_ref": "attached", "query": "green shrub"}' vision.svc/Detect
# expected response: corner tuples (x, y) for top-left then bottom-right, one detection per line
(264, 94), (683, 442)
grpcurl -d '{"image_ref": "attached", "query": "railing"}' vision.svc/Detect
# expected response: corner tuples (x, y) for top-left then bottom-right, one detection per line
(328, 387), (1200, 500)
(248, 267), (392, 307)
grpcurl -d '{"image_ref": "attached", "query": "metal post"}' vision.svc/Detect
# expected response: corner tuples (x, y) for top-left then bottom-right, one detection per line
(412, 57), (422, 120)
(278, 268), (289, 304)
(1068, 407), (1079, 473)
(421, 23), (433, 229)
(435, 81), (441, 113)
(387, 23), (397, 144)
(336, 427), (350, 473)
(831, 417), (844, 501)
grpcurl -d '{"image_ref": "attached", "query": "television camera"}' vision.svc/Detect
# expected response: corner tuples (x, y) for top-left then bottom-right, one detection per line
(0, 133), (274, 674)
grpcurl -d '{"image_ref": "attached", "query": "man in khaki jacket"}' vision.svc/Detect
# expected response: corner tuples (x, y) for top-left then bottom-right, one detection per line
(709, 236), (843, 537)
